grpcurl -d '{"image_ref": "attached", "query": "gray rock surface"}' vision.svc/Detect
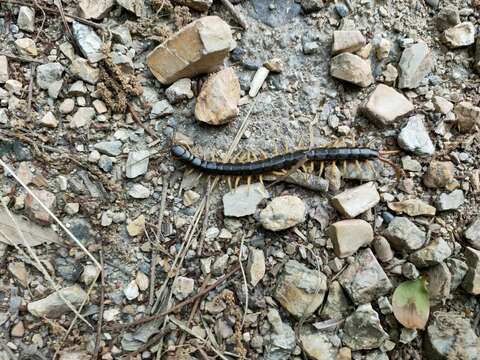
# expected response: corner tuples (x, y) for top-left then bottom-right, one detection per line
(338, 248), (392, 305)
(465, 217), (480, 250)
(274, 260), (327, 317)
(409, 238), (452, 268)
(342, 303), (389, 350)
(435, 190), (464, 211)
(28, 286), (88, 318)
(398, 115), (435, 156)
(331, 182), (380, 218)
(36, 63), (64, 90)
(384, 217), (426, 251)
(72, 22), (105, 63)
(265, 308), (295, 360)
(398, 43), (434, 89)
(259, 195), (306, 231)
(223, 183), (268, 217)
(363, 84), (414, 127)
(425, 312), (479, 359)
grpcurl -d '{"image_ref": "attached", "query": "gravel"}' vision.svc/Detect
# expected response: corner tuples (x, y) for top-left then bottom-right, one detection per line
(1, 0), (479, 358)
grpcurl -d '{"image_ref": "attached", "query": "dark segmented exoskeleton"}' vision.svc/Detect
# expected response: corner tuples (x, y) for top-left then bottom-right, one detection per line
(171, 144), (401, 180)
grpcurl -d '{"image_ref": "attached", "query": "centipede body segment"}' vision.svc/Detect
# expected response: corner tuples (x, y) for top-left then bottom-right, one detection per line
(171, 144), (394, 177)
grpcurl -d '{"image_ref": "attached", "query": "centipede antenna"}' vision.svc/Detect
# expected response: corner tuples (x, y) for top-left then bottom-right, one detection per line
(379, 156), (404, 182)
(379, 150), (401, 156)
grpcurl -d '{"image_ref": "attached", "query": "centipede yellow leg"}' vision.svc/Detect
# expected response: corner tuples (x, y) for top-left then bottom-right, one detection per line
(342, 160), (347, 176)
(318, 161), (324, 177)
(247, 175), (251, 193)
(227, 176), (233, 191)
(235, 176), (241, 189)
(366, 160), (376, 176)
(355, 160), (362, 175)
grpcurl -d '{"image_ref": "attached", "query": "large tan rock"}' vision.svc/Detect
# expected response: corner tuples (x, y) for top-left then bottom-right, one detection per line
(362, 84), (414, 127)
(147, 16), (233, 85)
(195, 68), (240, 125)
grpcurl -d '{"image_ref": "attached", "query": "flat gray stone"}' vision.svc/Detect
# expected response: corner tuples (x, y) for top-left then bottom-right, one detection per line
(126, 150), (150, 178)
(94, 140), (122, 156)
(18, 6), (35, 32)
(384, 217), (426, 251)
(443, 22), (475, 48)
(28, 286), (88, 318)
(398, 42), (434, 89)
(331, 182), (380, 218)
(363, 84), (414, 127)
(274, 260), (327, 317)
(72, 22), (105, 63)
(0, 55), (8, 83)
(36, 63), (64, 90)
(330, 53), (373, 87)
(223, 183), (268, 217)
(465, 217), (480, 250)
(265, 308), (295, 360)
(259, 195), (306, 231)
(435, 190), (464, 211)
(398, 115), (435, 156)
(342, 303), (388, 350)
(408, 238), (452, 268)
(338, 248), (393, 305)
(425, 312), (479, 360)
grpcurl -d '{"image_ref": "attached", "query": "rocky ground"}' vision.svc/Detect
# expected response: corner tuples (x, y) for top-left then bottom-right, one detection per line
(0, 0), (480, 359)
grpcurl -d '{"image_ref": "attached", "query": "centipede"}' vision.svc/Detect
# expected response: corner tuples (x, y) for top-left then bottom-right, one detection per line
(171, 144), (402, 181)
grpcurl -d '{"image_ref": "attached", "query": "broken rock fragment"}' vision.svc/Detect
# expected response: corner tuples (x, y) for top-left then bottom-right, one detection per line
(362, 84), (414, 127)
(330, 53), (373, 87)
(332, 30), (366, 55)
(274, 260), (327, 318)
(195, 67), (240, 125)
(147, 16), (233, 85)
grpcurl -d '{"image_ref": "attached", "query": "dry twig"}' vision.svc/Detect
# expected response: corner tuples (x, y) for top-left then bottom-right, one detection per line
(93, 244), (106, 359)
(218, 0), (248, 29)
(108, 265), (240, 331)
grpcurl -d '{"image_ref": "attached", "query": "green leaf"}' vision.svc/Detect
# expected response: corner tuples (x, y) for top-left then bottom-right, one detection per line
(392, 277), (430, 329)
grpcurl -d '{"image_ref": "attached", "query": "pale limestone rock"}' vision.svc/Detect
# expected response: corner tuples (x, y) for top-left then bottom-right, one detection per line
(15, 38), (38, 57)
(28, 286), (88, 318)
(18, 6), (35, 32)
(274, 260), (327, 318)
(331, 182), (380, 218)
(362, 84), (414, 127)
(195, 68), (240, 125)
(78, 0), (115, 19)
(330, 53), (373, 87)
(332, 30), (366, 55)
(39, 111), (58, 128)
(147, 16), (233, 85)
(328, 219), (373, 258)
(259, 195), (306, 231)
(246, 248), (265, 286)
(443, 22), (475, 48)
(0, 55), (8, 83)
(248, 66), (269, 97)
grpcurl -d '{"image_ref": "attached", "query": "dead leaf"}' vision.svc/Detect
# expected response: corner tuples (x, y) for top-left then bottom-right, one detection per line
(0, 208), (61, 246)
(392, 277), (430, 329)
